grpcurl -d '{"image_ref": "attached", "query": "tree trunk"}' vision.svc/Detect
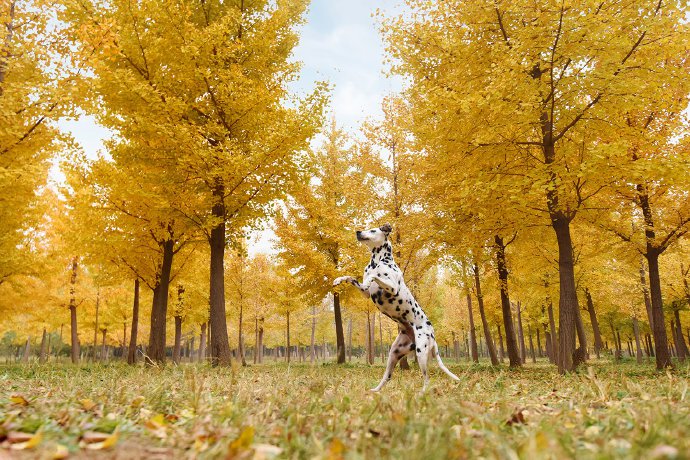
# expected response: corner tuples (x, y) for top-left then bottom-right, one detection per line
(209, 183), (232, 366)
(22, 337), (30, 363)
(238, 299), (246, 367)
(494, 236), (520, 367)
(640, 259), (654, 329)
(466, 293), (479, 363)
(673, 309), (688, 361)
(528, 324), (536, 363)
(473, 264), (499, 365)
(516, 301), (526, 364)
(39, 328), (47, 364)
(258, 318), (264, 363)
(545, 328), (553, 362)
(365, 311), (373, 365)
(69, 257), (80, 364)
(101, 329), (107, 361)
(547, 302), (558, 366)
(497, 325), (505, 363)
(148, 239), (174, 364)
(310, 306), (316, 363)
(632, 316), (643, 364)
(127, 279), (139, 364)
(379, 313), (384, 363)
(286, 310), (290, 363)
(347, 317), (353, 362)
(93, 289), (100, 362)
(198, 322), (207, 363)
(333, 292), (346, 364)
(536, 327), (542, 357)
(173, 316), (182, 364)
(551, 218), (580, 373)
(646, 251), (671, 368)
(585, 289), (603, 358)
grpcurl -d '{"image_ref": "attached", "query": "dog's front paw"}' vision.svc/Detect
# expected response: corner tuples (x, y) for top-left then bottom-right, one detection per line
(333, 276), (353, 287)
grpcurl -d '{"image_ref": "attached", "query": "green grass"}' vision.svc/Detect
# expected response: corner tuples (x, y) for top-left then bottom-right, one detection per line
(1, 359), (689, 459)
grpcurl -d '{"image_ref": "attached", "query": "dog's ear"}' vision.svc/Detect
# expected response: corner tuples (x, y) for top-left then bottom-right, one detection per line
(379, 223), (392, 235)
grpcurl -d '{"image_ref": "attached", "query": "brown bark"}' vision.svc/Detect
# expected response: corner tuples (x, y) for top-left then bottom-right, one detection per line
(547, 301), (558, 366)
(632, 316), (643, 363)
(494, 236), (520, 367)
(257, 316), (264, 363)
(516, 301), (526, 364)
(585, 288), (603, 358)
(147, 239), (174, 364)
(39, 328), (47, 364)
(347, 317), (352, 362)
(69, 257), (80, 364)
(100, 328), (107, 361)
(536, 326), (542, 357)
(286, 310), (291, 363)
(497, 324), (505, 362)
(640, 260), (654, 329)
(22, 337), (30, 363)
(646, 250), (671, 368)
(198, 322), (207, 362)
(551, 218), (580, 372)
(528, 324), (536, 363)
(333, 292), (346, 363)
(673, 308), (688, 361)
(93, 289), (99, 362)
(473, 264), (499, 365)
(310, 306), (316, 363)
(173, 316), (182, 364)
(466, 293), (479, 363)
(127, 279), (140, 364)
(209, 183), (232, 366)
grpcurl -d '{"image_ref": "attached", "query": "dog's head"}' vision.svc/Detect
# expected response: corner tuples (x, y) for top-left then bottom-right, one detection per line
(356, 224), (392, 250)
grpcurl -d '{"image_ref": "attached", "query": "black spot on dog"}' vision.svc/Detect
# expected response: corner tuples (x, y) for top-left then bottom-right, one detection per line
(409, 343), (415, 350)
(416, 348), (421, 353)
(416, 325), (422, 330)
(426, 321), (431, 326)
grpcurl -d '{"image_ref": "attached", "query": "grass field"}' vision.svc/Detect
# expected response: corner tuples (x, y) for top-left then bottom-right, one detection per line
(1, 359), (689, 459)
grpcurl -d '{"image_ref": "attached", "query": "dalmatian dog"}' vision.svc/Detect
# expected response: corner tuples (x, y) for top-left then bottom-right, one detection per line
(333, 224), (460, 391)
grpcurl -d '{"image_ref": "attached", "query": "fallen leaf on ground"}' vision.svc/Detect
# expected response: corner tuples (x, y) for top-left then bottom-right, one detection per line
(83, 428), (119, 450)
(80, 399), (97, 411)
(506, 409), (526, 426)
(9, 430), (42, 450)
(226, 426), (255, 460)
(327, 438), (345, 460)
(9, 395), (29, 406)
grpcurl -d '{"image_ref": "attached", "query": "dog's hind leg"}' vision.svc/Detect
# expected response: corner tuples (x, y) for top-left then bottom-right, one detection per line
(415, 336), (431, 391)
(370, 332), (412, 392)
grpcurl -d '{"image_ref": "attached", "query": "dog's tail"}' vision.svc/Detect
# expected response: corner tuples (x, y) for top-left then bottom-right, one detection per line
(433, 341), (461, 382)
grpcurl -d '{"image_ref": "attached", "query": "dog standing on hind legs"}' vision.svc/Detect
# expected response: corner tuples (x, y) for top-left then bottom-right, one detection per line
(333, 224), (460, 391)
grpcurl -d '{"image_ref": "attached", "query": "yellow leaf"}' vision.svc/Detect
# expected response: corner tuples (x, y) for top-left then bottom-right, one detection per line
(9, 430), (43, 450)
(84, 427), (120, 450)
(80, 398), (97, 411)
(327, 438), (345, 460)
(145, 413), (166, 430)
(226, 426), (254, 459)
(10, 395), (29, 406)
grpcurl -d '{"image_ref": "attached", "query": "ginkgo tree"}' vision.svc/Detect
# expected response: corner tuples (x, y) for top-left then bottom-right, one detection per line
(63, 0), (327, 366)
(275, 120), (371, 364)
(382, 0), (689, 372)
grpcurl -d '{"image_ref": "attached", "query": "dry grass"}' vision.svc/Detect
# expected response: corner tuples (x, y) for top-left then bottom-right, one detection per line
(1, 358), (689, 459)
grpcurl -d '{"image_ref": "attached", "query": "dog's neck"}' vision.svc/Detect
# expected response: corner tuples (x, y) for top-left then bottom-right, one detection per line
(370, 240), (393, 264)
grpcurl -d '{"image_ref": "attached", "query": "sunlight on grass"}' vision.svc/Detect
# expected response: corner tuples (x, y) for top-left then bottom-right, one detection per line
(1, 360), (689, 459)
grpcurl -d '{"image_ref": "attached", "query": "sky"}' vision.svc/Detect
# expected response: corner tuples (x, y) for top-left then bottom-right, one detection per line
(58, 0), (404, 159)
(58, 0), (405, 254)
